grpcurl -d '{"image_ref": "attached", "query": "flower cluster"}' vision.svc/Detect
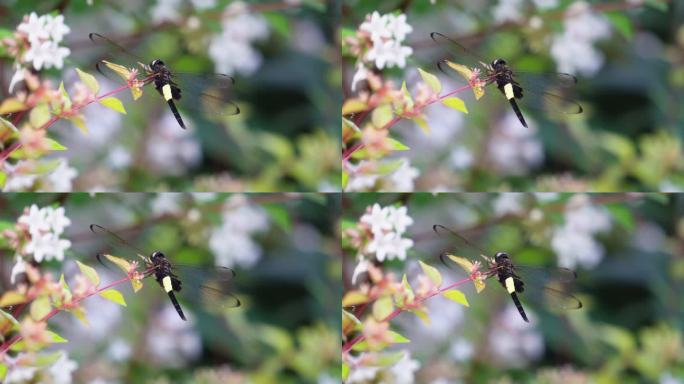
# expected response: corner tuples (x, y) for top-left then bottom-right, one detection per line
(4, 351), (77, 384)
(3, 159), (78, 192)
(550, 1), (612, 76)
(346, 350), (420, 384)
(346, 158), (420, 192)
(551, 194), (612, 269)
(209, 194), (270, 268)
(3, 12), (71, 93)
(345, 204), (414, 284)
(208, 1), (269, 76)
(348, 11), (413, 91)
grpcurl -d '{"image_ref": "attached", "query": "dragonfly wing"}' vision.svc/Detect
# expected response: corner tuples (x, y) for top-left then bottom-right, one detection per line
(512, 71), (578, 89)
(514, 265), (578, 283)
(540, 286), (583, 310)
(171, 265), (241, 309)
(516, 89), (583, 115)
(170, 73), (241, 117)
(89, 224), (149, 263)
(430, 32), (491, 69)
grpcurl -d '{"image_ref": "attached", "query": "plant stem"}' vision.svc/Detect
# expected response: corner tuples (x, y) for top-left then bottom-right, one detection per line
(342, 275), (474, 354)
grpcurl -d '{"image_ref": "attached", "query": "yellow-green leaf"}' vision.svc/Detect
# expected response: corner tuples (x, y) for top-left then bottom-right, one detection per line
(445, 61), (485, 100)
(413, 308), (430, 326)
(0, 117), (19, 134)
(0, 309), (20, 330)
(0, 98), (27, 114)
(387, 137), (409, 151)
(342, 291), (369, 307)
(44, 138), (67, 151)
(59, 81), (72, 110)
(342, 99), (368, 115)
(0, 172), (5, 189)
(45, 330), (67, 343)
(401, 81), (414, 109)
(413, 117), (430, 134)
(418, 68), (442, 94)
(342, 362), (350, 381)
(76, 260), (100, 286)
(442, 97), (468, 114)
(67, 115), (87, 134)
(342, 170), (349, 189)
(75, 68), (99, 94)
(387, 330), (410, 343)
(29, 103), (50, 128)
(372, 296), (394, 320)
(418, 260), (442, 287)
(371, 104), (393, 128)
(69, 307), (88, 326)
(0, 291), (27, 307)
(30, 296), (51, 320)
(98, 97), (126, 114)
(442, 289), (470, 307)
(99, 289), (127, 307)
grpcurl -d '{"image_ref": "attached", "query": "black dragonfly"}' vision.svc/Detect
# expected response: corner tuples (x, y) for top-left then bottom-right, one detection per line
(89, 224), (241, 321)
(430, 32), (583, 128)
(433, 224), (582, 322)
(89, 33), (240, 129)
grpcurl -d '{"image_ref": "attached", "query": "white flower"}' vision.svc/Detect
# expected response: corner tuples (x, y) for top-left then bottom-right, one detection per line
(488, 304), (543, 367)
(493, 193), (525, 216)
(487, 112), (543, 175)
(145, 115), (202, 175)
(146, 304), (201, 367)
(449, 339), (474, 362)
(366, 232), (413, 262)
(449, 147), (473, 170)
(550, 34), (605, 76)
(45, 206), (71, 234)
(221, 194), (269, 234)
(660, 372), (684, 384)
(150, 0), (182, 23)
(387, 206), (413, 234)
(532, 0), (558, 10)
(10, 256), (26, 284)
(552, 227), (604, 269)
(18, 204), (50, 235)
(385, 158), (419, 192)
(386, 13), (413, 42)
(151, 193), (183, 216)
(389, 351), (420, 384)
(351, 258), (369, 284)
(107, 146), (132, 169)
(366, 40), (412, 69)
(347, 365), (379, 383)
(107, 338), (132, 362)
(45, 159), (78, 192)
(492, 0), (524, 23)
(44, 14), (70, 43)
(345, 172), (378, 192)
(191, 192), (217, 203)
(190, 0), (216, 10)
(4, 353), (38, 384)
(351, 62), (369, 92)
(360, 204), (392, 235)
(47, 351), (78, 384)
(564, 2), (611, 41)
(564, 194), (611, 234)
(359, 11), (391, 42)
(9, 67), (25, 93)
(17, 12), (49, 43)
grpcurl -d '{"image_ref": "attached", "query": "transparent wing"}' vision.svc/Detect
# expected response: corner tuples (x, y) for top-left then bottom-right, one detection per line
(509, 265), (582, 311)
(433, 224), (494, 270)
(430, 32), (492, 70)
(512, 72), (578, 89)
(89, 32), (146, 66)
(171, 264), (241, 308)
(513, 265), (578, 283)
(516, 89), (584, 115)
(89, 224), (149, 266)
(171, 73), (241, 116)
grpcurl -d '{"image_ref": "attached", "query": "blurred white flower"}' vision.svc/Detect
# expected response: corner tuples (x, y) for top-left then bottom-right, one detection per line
(386, 14), (413, 42)
(107, 146), (132, 170)
(488, 304), (543, 367)
(107, 338), (132, 362)
(345, 161), (379, 192)
(384, 158), (419, 192)
(366, 39), (413, 70)
(19, 204), (50, 235)
(387, 206), (414, 234)
(449, 147), (473, 170)
(2, 161), (37, 192)
(632, 222), (666, 252)
(532, 0), (558, 10)
(150, 0), (182, 23)
(359, 11), (391, 42)
(145, 115), (201, 175)
(45, 206), (71, 234)
(493, 193), (526, 216)
(351, 62), (369, 92)
(389, 351), (420, 384)
(18, 205), (71, 263)
(146, 304), (201, 367)
(24, 40), (70, 70)
(347, 364), (379, 383)
(208, 1), (269, 76)
(43, 14), (70, 43)
(487, 112), (543, 175)
(191, 192), (217, 203)
(360, 203), (414, 263)
(15, 12), (70, 72)
(46, 351), (78, 384)
(151, 193), (183, 216)
(351, 258), (369, 284)
(366, 231), (413, 262)
(492, 0), (524, 23)
(10, 256), (26, 284)
(564, 194), (611, 233)
(534, 192), (559, 203)
(190, 0), (216, 10)
(4, 353), (38, 384)
(44, 158), (78, 192)
(449, 339), (474, 362)
(660, 372), (684, 384)
(358, 11), (413, 71)
(17, 12), (49, 43)
(9, 66), (26, 93)
(360, 203), (393, 235)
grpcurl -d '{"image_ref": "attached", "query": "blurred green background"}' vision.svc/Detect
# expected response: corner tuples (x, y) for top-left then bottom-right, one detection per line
(1, 0), (340, 191)
(0, 192), (341, 383)
(342, 193), (684, 383)
(341, 1), (684, 192)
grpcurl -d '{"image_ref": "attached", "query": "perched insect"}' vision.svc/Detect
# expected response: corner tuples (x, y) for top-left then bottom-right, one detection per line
(433, 224), (582, 322)
(89, 33), (240, 129)
(431, 32), (583, 128)
(90, 224), (240, 320)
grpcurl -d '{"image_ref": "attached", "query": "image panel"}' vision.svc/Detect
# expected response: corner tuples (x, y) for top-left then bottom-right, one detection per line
(342, 193), (684, 382)
(0, 192), (341, 383)
(1, 0), (340, 192)
(341, 2), (684, 192)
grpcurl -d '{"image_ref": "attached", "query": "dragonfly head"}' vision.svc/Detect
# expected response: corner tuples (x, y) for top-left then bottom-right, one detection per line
(150, 251), (166, 262)
(494, 252), (510, 263)
(149, 59), (165, 72)
(491, 58), (507, 70)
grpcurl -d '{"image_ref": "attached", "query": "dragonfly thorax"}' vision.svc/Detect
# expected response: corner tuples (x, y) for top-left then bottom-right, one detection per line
(150, 251), (167, 262)
(491, 58), (507, 69)
(149, 59), (166, 72)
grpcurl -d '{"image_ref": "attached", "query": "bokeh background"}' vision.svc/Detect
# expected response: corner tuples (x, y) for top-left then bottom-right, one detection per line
(342, 193), (684, 383)
(1, 0), (340, 192)
(0, 193), (341, 383)
(341, 1), (684, 192)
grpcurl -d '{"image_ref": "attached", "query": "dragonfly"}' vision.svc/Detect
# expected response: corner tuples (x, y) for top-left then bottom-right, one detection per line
(89, 224), (241, 321)
(88, 33), (240, 129)
(433, 224), (582, 322)
(430, 32), (583, 128)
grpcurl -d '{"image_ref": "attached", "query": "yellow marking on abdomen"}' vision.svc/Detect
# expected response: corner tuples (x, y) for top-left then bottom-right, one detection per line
(505, 277), (516, 294)
(503, 83), (515, 100)
(162, 275), (173, 292)
(161, 84), (173, 101)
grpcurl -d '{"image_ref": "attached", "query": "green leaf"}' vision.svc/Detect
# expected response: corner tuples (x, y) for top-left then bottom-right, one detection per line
(0, 363), (6, 381)
(29, 103), (51, 128)
(371, 104), (393, 128)
(605, 12), (633, 40)
(263, 204), (291, 232)
(68, 115), (88, 134)
(418, 68), (442, 94)
(372, 296), (394, 320)
(0, 172), (6, 189)
(342, 362), (350, 381)
(342, 170), (349, 189)
(76, 68), (99, 94)
(342, 291), (369, 307)
(44, 137), (67, 151)
(76, 260), (100, 286)
(0, 98), (28, 114)
(0, 291), (27, 307)
(441, 97), (468, 114)
(0, 117), (19, 134)
(418, 260), (442, 286)
(387, 137), (409, 151)
(342, 99), (368, 115)
(401, 81), (414, 110)
(98, 96), (126, 114)
(387, 330), (410, 343)
(99, 289), (127, 307)
(442, 289), (470, 307)
(46, 330), (68, 343)
(413, 117), (430, 134)
(0, 309), (20, 330)
(606, 204), (635, 231)
(59, 81), (72, 110)
(30, 296), (51, 320)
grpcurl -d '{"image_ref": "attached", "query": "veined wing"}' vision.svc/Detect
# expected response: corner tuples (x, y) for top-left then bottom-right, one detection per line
(516, 89), (584, 115)
(430, 32), (492, 71)
(170, 73), (241, 117)
(89, 33), (147, 66)
(512, 71), (578, 89)
(171, 264), (241, 308)
(433, 224), (495, 270)
(89, 224), (150, 269)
